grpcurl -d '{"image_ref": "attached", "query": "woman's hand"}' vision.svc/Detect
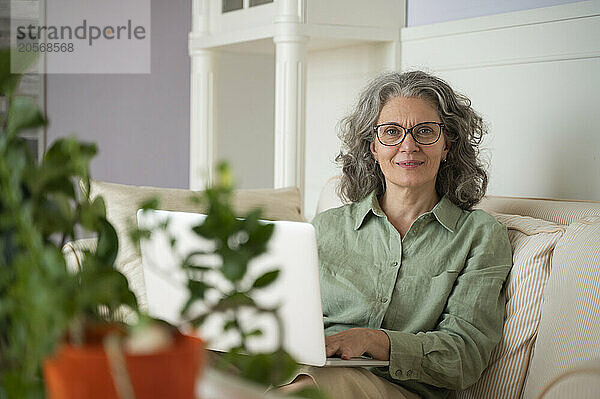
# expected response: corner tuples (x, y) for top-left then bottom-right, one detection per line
(325, 328), (390, 361)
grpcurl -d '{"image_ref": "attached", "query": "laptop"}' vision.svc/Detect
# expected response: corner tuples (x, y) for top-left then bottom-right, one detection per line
(137, 209), (389, 368)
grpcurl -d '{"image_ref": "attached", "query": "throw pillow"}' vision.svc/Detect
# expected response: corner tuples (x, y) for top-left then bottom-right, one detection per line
(521, 216), (600, 399)
(454, 213), (565, 399)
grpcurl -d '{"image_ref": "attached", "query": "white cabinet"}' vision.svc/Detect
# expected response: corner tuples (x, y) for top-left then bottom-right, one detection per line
(189, 0), (404, 207)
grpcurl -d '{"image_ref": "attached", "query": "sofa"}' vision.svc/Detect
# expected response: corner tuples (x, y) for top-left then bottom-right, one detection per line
(64, 177), (600, 399)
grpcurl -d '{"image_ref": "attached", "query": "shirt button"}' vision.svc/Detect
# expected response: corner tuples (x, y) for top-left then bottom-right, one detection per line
(391, 261), (398, 267)
(380, 298), (388, 303)
(406, 370), (413, 377)
(395, 370), (402, 377)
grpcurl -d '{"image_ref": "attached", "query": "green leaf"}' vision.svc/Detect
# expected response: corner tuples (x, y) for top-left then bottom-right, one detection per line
(7, 97), (47, 137)
(252, 270), (280, 289)
(223, 320), (237, 331)
(182, 263), (212, 273)
(214, 292), (254, 311)
(187, 280), (211, 300)
(0, 49), (36, 96)
(219, 248), (251, 282)
(34, 194), (75, 237)
(80, 196), (107, 231)
(128, 227), (152, 246)
(138, 197), (160, 211)
(216, 162), (234, 190)
(41, 175), (76, 199)
(181, 280), (213, 315)
(245, 329), (263, 338)
(242, 223), (274, 256)
(95, 218), (119, 267)
(188, 312), (209, 328)
(228, 350), (298, 387)
(44, 138), (97, 179)
(77, 267), (137, 312)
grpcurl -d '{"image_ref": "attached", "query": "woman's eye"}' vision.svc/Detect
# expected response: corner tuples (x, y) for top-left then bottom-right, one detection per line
(385, 128), (400, 136)
(417, 127), (433, 135)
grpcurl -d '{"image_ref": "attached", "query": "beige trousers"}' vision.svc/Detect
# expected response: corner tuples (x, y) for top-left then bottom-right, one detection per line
(291, 366), (421, 399)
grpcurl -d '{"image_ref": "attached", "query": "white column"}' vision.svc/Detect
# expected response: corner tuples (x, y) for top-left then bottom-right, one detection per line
(189, 0), (217, 190)
(273, 0), (308, 201)
(189, 49), (217, 190)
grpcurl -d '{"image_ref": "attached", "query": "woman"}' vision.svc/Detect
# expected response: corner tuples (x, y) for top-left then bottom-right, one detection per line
(282, 71), (512, 399)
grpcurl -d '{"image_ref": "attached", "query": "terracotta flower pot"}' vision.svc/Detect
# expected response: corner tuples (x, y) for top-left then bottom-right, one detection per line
(43, 332), (205, 399)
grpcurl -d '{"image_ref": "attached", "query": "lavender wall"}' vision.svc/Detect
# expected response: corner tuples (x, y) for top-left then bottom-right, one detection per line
(46, 0), (191, 189)
(406, 0), (583, 26)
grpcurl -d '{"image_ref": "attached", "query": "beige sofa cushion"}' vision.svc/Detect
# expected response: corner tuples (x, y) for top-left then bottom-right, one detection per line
(455, 214), (565, 399)
(80, 179), (304, 309)
(536, 359), (600, 399)
(522, 217), (600, 399)
(478, 196), (600, 226)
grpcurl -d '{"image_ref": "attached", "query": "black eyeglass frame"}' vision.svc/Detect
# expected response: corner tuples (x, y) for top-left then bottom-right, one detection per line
(373, 121), (445, 146)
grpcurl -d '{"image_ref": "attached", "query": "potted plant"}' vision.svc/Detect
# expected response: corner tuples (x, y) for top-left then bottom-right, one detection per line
(0, 48), (325, 399)
(0, 49), (204, 399)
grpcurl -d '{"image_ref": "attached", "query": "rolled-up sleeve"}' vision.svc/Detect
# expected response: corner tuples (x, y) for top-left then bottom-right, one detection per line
(382, 222), (512, 390)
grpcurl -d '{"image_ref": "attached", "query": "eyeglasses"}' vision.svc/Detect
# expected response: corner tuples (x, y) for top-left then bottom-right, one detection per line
(373, 121), (444, 146)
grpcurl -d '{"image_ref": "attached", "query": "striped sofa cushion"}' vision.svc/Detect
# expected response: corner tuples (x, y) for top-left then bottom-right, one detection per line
(454, 213), (565, 399)
(522, 217), (600, 399)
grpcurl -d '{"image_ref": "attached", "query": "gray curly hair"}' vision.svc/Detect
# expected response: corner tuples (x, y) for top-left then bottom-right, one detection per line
(335, 70), (488, 210)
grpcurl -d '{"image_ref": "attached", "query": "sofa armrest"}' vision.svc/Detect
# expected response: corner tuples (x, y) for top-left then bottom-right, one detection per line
(62, 238), (98, 272)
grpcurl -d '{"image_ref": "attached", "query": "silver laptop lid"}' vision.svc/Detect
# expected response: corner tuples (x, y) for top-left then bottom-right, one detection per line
(137, 209), (327, 366)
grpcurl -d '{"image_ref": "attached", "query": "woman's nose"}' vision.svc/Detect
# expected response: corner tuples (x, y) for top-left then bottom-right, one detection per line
(399, 132), (420, 152)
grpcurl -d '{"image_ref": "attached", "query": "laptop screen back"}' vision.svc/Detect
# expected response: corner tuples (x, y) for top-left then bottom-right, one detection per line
(138, 209), (327, 366)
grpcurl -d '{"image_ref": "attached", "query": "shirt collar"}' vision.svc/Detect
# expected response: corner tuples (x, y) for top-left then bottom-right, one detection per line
(353, 190), (385, 230)
(431, 195), (462, 233)
(353, 191), (462, 233)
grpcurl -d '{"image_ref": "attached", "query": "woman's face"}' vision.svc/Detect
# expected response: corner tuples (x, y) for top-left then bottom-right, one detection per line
(370, 96), (449, 195)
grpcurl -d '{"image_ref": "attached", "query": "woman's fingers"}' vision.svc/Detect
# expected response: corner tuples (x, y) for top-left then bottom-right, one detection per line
(324, 339), (338, 357)
(325, 328), (367, 359)
(324, 328), (391, 361)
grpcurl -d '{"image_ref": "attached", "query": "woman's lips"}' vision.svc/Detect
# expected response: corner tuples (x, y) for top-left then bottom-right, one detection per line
(396, 160), (424, 169)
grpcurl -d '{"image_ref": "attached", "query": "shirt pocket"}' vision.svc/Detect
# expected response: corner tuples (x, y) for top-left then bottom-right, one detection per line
(391, 270), (460, 332)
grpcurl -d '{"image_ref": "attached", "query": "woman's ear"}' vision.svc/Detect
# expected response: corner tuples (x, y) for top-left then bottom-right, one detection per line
(443, 140), (451, 159)
(370, 141), (378, 162)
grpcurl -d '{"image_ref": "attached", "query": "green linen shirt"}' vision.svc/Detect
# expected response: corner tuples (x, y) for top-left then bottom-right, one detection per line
(311, 191), (512, 399)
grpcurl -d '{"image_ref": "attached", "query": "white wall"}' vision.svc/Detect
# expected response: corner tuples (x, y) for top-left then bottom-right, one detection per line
(216, 51), (275, 189)
(304, 43), (395, 219)
(406, 0), (583, 26)
(401, 1), (600, 201)
(46, 0), (191, 189)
